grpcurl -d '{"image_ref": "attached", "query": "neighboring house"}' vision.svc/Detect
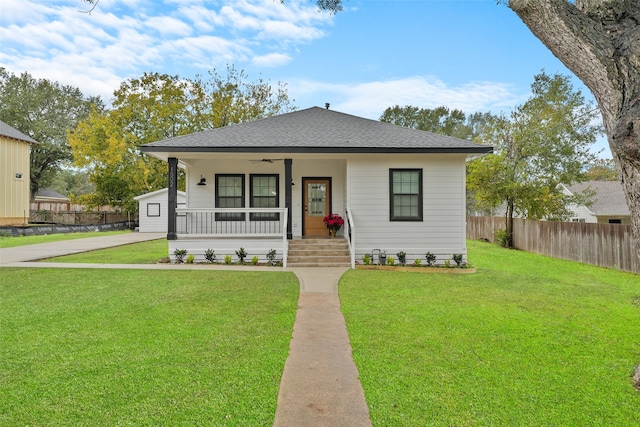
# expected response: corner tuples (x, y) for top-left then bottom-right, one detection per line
(141, 106), (492, 266)
(0, 120), (38, 226)
(31, 188), (71, 212)
(559, 181), (631, 224)
(134, 188), (186, 233)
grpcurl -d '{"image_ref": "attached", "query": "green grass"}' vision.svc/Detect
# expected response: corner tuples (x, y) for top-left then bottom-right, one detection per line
(0, 268), (299, 426)
(340, 240), (640, 426)
(45, 238), (168, 264)
(0, 230), (129, 248)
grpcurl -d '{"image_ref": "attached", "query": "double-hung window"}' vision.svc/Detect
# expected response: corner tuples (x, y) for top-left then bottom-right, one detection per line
(389, 169), (423, 221)
(215, 174), (245, 221)
(250, 174), (279, 220)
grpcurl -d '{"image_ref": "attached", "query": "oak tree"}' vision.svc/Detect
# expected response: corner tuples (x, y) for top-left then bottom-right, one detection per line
(507, 0), (640, 258)
(467, 72), (601, 246)
(69, 68), (294, 212)
(586, 158), (620, 181)
(380, 105), (475, 140)
(0, 68), (103, 199)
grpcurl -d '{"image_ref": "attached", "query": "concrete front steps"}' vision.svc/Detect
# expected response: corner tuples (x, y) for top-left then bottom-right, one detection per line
(287, 238), (351, 267)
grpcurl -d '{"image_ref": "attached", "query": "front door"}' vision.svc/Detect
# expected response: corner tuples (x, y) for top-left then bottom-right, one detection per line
(303, 178), (331, 236)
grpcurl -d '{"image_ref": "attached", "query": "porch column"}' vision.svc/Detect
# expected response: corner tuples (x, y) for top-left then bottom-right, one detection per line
(167, 157), (178, 241)
(285, 158), (293, 239)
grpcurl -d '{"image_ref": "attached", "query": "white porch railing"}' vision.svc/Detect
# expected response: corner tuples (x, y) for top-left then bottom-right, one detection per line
(175, 208), (289, 268)
(345, 207), (355, 269)
(176, 208), (288, 237)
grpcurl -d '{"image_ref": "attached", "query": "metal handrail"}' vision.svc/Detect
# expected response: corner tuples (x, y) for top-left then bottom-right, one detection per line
(345, 207), (355, 269)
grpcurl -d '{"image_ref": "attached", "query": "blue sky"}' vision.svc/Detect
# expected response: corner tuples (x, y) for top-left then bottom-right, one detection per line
(0, 0), (609, 156)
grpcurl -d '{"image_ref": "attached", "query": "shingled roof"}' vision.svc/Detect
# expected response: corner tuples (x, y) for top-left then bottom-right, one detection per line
(0, 120), (38, 144)
(566, 181), (630, 216)
(142, 106), (492, 154)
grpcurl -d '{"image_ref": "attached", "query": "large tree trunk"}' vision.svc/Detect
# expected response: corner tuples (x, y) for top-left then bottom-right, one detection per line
(506, 198), (515, 248)
(509, 0), (640, 263)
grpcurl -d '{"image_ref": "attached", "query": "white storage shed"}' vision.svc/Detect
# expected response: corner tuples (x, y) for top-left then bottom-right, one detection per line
(134, 188), (186, 233)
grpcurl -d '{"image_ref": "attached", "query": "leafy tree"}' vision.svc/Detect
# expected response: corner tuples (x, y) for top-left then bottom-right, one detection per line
(47, 169), (94, 198)
(0, 68), (103, 199)
(69, 67), (294, 212)
(508, 0), (640, 263)
(585, 158), (619, 181)
(467, 72), (601, 246)
(380, 105), (474, 140)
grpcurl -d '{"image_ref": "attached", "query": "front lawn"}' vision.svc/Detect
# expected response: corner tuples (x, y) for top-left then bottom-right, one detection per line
(340, 240), (640, 426)
(0, 230), (129, 248)
(45, 238), (167, 264)
(0, 268), (299, 426)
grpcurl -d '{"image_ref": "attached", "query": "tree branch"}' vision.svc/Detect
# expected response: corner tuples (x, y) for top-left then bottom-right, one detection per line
(79, 0), (99, 14)
(508, 0), (620, 123)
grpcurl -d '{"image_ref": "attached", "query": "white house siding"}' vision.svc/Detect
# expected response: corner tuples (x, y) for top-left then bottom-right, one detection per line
(566, 203), (597, 223)
(168, 238), (284, 263)
(134, 189), (186, 233)
(347, 154), (468, 265)
(169, 154), (468, 265)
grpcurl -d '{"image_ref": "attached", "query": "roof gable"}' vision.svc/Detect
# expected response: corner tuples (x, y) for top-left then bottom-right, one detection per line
(142, 106), (492, 155)
(35, 188), (69, 200)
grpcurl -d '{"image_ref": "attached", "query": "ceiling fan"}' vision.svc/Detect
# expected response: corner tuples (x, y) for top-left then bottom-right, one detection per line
(249, 158), (285, 163)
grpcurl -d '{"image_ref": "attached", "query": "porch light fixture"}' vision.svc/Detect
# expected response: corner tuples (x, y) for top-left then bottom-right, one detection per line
(197, 176), (207, 186)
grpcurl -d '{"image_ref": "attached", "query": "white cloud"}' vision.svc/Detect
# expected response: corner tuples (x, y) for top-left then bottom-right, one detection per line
(144, 16), (193, 37)
(258, 20), (325, 42)
(177, 5), (224, 32)
(252, 52), (292, 68)
(0, 0), (52, 26)
(162, 36), (252, 67)
(218, 0), (330, 42)
(288, 76), (524, 119)
(0, 0), (334, 104)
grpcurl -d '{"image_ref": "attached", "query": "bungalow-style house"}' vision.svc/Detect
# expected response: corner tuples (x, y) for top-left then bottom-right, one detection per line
(134, 188), (186, 233)
(559, 181), (631, 224)
(141, 107), (492, 267)
(0, 120), (38, 226)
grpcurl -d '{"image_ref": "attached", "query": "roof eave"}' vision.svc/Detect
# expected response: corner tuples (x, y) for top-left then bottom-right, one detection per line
(141, 146), (493, 155)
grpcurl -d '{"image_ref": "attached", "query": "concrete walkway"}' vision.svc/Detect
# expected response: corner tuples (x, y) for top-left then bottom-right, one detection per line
(0, 233), (372, 426)
(273, 267), (372, 427)
(0, 232), (166, 264)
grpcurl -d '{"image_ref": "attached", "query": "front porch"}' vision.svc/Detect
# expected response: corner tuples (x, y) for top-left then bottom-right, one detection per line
(169, 207), (289, 265)
(167, 207), (356, 268)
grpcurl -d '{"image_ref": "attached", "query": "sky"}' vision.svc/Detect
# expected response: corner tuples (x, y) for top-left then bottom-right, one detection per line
(0, 0), (610, 156)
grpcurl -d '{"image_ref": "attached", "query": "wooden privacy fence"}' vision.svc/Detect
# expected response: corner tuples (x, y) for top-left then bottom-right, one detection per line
(467, 216), (639, 274)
